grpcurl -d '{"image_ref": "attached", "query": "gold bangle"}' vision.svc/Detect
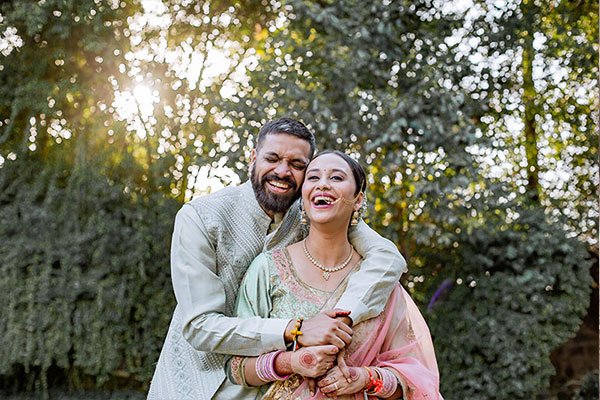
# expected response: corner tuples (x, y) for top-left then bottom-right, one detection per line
(239, 357), (249, 387)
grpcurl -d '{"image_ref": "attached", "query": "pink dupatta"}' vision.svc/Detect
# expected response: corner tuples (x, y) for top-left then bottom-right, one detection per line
(279, 285), (443, 400)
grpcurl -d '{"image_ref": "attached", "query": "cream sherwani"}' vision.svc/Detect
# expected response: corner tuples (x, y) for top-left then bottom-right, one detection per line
(147, 181), (406, 400)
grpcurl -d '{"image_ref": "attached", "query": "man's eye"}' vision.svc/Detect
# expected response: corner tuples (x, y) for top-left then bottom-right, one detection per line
(265, 158), (278, 163)
(292, 163), (307, 170)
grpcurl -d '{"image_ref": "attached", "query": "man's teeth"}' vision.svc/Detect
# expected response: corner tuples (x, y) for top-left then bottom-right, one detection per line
(269, 181), (290, 189)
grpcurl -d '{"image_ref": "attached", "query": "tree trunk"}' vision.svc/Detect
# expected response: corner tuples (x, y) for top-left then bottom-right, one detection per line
(521, 1), (540, 202)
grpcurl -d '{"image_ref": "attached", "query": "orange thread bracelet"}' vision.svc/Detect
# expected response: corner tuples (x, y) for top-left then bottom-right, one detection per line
(364, 366), (383, 394)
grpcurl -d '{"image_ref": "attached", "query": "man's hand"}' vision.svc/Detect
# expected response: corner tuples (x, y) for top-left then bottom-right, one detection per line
(286, 309), (353, 349)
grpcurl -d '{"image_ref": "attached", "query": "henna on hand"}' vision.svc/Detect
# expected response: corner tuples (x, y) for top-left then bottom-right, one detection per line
(300, 351), (317, 368)
(274, 352), (293, 376)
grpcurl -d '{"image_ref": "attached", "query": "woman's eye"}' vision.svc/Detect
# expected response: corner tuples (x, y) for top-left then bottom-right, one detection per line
(331, 175), (343, 181)
(306, 176), (318, 181)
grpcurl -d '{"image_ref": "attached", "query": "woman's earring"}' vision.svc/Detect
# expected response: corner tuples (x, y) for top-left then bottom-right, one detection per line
(300, 204), (308, 225)
(350, 210), (359, 226)
(351, 198), (367, 226)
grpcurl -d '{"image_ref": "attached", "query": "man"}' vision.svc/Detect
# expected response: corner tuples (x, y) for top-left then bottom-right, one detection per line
(148, 118), (406, 399)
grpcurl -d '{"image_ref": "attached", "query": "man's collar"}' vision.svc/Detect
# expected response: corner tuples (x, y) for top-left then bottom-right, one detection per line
(240, 181), (271, 223)
(272, 212), (284, 225)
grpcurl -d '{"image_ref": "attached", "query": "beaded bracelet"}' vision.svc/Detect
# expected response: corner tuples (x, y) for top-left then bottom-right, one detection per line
(290, 317), (304, 351)
(255, 350), (290, 382)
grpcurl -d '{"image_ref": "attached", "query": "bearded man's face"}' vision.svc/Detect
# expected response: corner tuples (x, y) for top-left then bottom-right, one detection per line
(250, 133), (311, 215)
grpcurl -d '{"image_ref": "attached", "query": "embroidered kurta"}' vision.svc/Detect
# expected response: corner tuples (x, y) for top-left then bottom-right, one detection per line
(148, 181), (406, 400)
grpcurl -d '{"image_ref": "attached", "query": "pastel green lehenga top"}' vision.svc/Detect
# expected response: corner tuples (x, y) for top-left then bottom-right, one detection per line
(217, 248), (442, 400)
(214, 248), (363, 399)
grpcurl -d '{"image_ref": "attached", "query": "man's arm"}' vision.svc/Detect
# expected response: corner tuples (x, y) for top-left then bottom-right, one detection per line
(171, 204), (289, 356)
(339, 220), (407, 324)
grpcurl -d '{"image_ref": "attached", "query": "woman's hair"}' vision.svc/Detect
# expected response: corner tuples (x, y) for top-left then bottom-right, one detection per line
(311, 150), (366, 196)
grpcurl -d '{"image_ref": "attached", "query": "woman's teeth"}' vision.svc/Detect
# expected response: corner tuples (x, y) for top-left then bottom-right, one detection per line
(313, 196), (334, 205)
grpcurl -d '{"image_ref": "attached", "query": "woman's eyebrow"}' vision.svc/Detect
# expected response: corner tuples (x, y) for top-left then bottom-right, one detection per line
(306, 168), (348, 175)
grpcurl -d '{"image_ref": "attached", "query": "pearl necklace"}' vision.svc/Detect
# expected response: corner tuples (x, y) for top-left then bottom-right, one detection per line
(302, 239), (354, 281)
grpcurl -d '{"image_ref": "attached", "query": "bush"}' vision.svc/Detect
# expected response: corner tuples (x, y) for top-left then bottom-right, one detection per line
(0, 159), (178, 391)
(428, 208), (592, 399)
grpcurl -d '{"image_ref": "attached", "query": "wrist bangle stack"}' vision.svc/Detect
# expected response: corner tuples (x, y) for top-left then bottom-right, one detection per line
(290, 317), (304, 351)
(374, 367), (398, 398)
(255, 350), (290, 383)
(363, 367), (398, 398)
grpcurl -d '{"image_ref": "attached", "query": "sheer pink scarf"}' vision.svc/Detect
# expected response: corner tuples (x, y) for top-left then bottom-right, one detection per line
(290, 285), (443, 400)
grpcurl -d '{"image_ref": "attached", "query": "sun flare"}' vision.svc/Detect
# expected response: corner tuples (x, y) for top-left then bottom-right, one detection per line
(113, 83), (157, 123)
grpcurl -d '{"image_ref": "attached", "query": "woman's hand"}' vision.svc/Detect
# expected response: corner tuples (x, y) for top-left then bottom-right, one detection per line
(290, 345), (339, 378)
(317, 366), (368, 397)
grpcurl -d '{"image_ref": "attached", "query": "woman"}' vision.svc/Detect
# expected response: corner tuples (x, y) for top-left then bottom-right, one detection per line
(225, 150), (442, 399)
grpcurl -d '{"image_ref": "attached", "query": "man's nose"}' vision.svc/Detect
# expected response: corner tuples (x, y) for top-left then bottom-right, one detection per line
(273, 161), (291, 176)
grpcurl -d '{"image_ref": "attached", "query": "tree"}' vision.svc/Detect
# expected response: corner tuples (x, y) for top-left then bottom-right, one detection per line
(456, 0), (598, 244)
(220, 1), (593, 398)
(0, 0), (593, 397)
(0, 0), (178, 392)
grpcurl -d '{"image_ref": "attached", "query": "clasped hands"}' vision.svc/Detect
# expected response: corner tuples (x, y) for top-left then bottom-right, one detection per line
(284, 309), (357, 396)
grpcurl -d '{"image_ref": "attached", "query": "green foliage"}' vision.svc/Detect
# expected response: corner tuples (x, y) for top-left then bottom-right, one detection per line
(428, 206), (592, 399)
(219, 1), (594, 398)
(462, 0), (599, 244)
(574, 371), (599, 400)
(0, 0), (176, 391)
(0, 0), (594, 397)
(0, 152), (177, 389)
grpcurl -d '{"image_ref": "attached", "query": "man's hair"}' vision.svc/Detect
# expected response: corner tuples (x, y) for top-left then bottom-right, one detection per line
(256, 117), (316, 158)
(312, 150), (367, 196)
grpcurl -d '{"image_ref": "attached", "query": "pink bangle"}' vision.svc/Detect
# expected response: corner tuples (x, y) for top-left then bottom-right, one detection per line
(255, 350), (290, 382)
(375, 367), (398, 398)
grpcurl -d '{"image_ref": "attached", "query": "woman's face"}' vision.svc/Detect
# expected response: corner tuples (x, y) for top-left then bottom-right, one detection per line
(301, 153), (363, 226)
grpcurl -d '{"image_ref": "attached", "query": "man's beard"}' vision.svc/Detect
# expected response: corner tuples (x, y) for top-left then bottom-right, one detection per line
(251, 164), (300, 214)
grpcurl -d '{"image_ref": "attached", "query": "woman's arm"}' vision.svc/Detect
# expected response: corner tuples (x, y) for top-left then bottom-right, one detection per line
(226, 253), (339, 387)
(229, 345), (339, 387)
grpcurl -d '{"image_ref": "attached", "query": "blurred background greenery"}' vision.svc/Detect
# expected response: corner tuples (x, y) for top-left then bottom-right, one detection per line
(0, 0), (597, 399)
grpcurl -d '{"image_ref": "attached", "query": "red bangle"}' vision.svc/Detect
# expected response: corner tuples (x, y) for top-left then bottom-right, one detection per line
(364, 367), (383, 393)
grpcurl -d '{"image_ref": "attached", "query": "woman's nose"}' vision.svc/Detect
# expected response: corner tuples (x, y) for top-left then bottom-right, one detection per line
(316, 177), (331, 190)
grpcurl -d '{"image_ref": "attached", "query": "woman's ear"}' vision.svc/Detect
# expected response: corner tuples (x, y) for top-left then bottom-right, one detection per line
(354, 192), (364, 211)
